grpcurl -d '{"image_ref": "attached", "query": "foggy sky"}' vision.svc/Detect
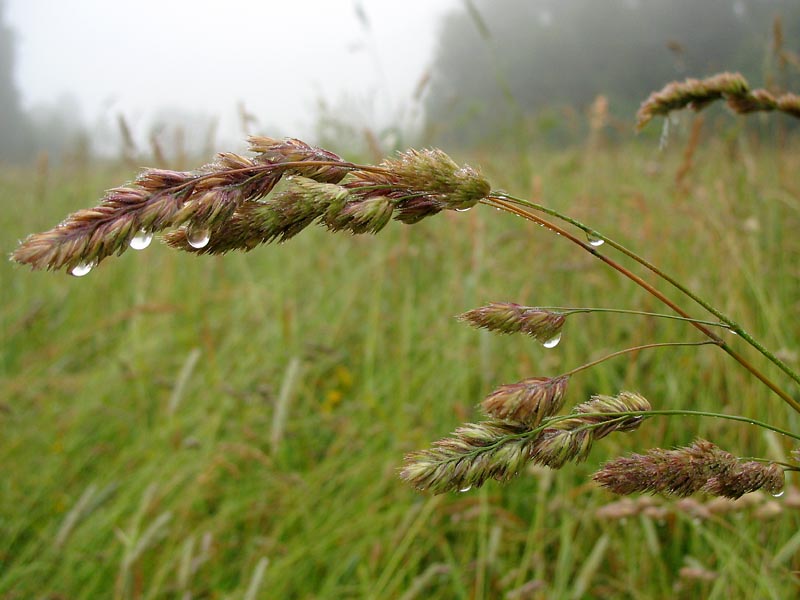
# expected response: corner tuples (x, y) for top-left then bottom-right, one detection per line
(6, 0), (456, 148)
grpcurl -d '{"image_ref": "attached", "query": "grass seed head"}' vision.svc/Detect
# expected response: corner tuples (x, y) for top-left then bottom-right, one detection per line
(593, 439), (783, 499)
(481, 375), (570, 426)
(399, 420), (531, 494)
(458, 303), (566, 343)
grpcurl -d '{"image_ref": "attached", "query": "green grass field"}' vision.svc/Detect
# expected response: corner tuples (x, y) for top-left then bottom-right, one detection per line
(3, 132), (800, 598)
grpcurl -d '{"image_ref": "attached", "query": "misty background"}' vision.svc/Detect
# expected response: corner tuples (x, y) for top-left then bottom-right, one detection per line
(1, 0), (798, 163)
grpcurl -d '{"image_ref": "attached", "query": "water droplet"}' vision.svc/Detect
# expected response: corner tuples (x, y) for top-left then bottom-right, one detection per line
(70, 261), (95, 277)
(542, 333), (562, 349)
(130, 229), (153, 250)
(455, 207), (472, 213)
(587, 233), (604, 247)
(772, 490), (785, 498)
(659, 117), (671, 150)
(187, 227), (210, 249)
(459, 485), (472, 493)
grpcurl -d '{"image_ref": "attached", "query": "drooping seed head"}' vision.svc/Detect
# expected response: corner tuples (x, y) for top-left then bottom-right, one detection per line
(636, 72), (750, 129)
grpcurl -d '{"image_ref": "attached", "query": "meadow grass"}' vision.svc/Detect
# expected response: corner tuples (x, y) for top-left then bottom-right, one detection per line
(2, 132), (800, 598)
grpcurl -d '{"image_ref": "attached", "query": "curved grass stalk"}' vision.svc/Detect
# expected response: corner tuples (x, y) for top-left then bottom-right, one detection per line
(491, 191), (800, 394)
(482, 195), (800, 415)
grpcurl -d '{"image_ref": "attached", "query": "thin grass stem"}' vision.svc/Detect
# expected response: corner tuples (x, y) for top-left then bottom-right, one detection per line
(564, 340), (720, 378)
(482, 195), (800, 415)
(491, 191), (800, 398)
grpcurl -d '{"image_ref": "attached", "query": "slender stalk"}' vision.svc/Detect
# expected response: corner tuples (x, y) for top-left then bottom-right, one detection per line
(564, 340), (720, 377)
(540, 306), (729, 328)
(491, 191), (800, 394)
(482, 196), (800, 414)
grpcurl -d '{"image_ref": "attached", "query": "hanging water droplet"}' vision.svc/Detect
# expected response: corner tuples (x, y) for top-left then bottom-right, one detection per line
(587, 233), (604, 247)
(771, 490), (785, 498)
(459, 485), (472, 493)
(455, 206), (472, 213)
(659, 117), (671, 150)
(542, 333), (562, 349)
(187, 227), (210, 249)
(70, 261), (95, 277)
(130, 229), (153, 250)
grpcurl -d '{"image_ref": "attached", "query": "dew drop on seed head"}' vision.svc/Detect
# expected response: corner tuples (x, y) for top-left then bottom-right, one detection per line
(187, 228), (210, 249)
(772, 490), (785, 498)
(130, 229), (153, 250)
(542, 333), (562, 349)
(587, 233), (604, 247)
(70, 261), (95, 277)
(459, 485), (472, 493)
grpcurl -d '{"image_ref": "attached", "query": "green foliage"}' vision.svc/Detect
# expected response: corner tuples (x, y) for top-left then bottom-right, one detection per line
(3, 133), (800, 596)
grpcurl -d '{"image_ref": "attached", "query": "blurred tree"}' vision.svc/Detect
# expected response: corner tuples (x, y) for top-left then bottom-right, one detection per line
(425, 0), (800, 146)
(0, 0), (33, 161)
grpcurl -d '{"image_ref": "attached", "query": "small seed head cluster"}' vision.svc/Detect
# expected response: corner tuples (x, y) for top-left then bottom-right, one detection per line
(593, 439), (785, 499)
(481, 375), (570, 426)
(458, 303), (566, 344)
(401, 391), (650, 494)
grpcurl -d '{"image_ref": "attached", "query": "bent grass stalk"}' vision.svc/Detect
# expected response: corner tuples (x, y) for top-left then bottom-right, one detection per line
(10, 75), (800, 499)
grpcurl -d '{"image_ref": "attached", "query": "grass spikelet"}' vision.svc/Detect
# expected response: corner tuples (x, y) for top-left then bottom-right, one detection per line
(530, 391), (650, 468)
(458, 302), (566, 344)
(703, 461), (785, 499)
(481, 375), (569, 426)
(324, 195), (395, 234)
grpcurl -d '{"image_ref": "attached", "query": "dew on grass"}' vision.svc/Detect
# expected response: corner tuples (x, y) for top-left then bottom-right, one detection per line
(187, 227), (210, 249)
(587, 233), (604, 247)
(130, 230), (153, 250)
(70, 261), (95, 277)
(543, 333), (562, 349)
